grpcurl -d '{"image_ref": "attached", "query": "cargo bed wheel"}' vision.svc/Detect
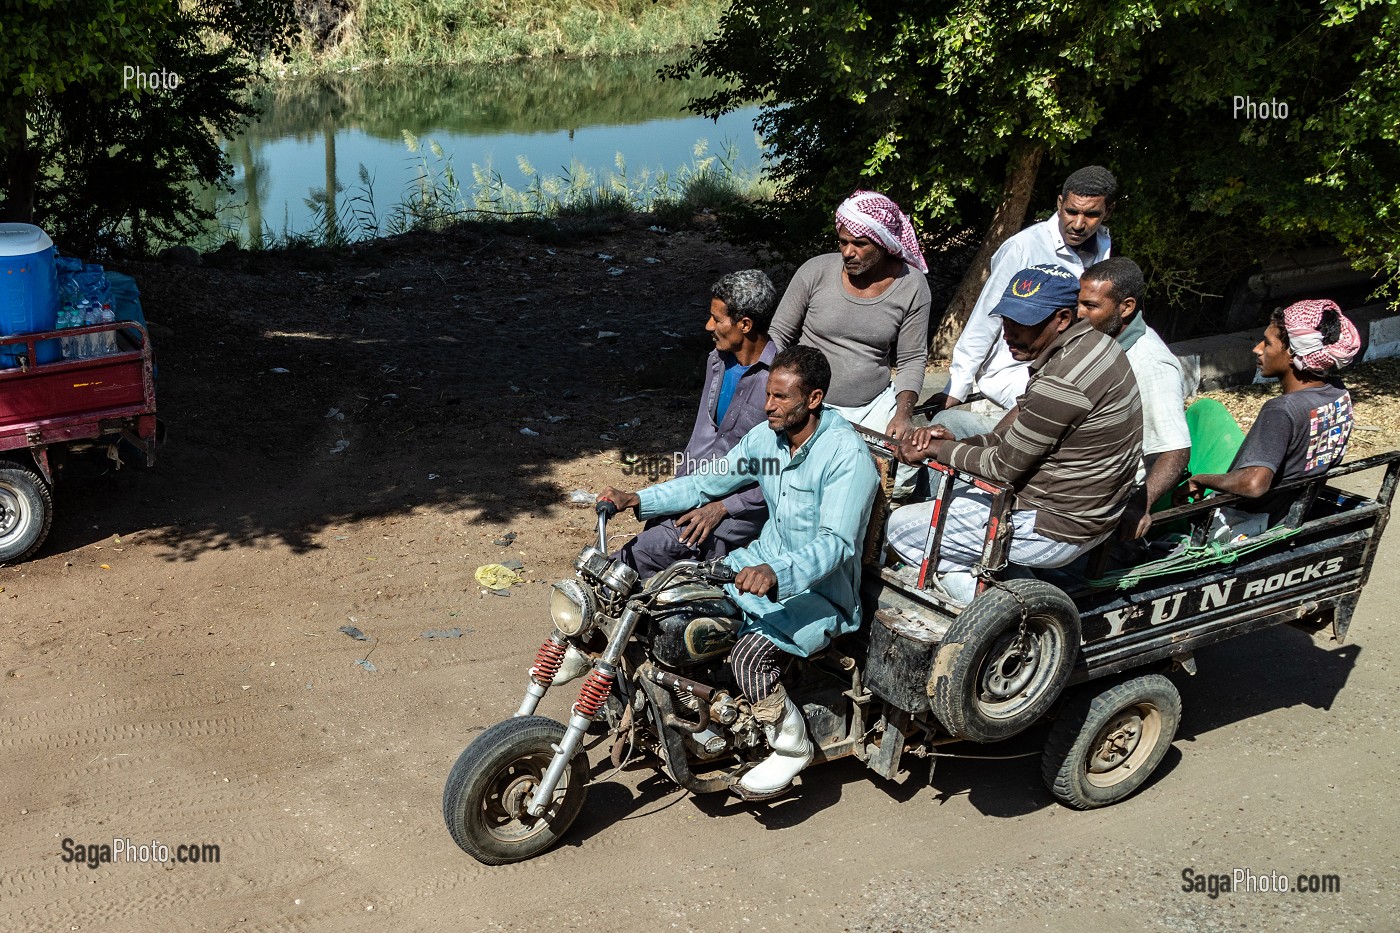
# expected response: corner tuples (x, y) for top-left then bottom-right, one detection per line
(926, 579), (1079, 743)
(0, 462), (53, 564)
(1042, 672), (1181, 809)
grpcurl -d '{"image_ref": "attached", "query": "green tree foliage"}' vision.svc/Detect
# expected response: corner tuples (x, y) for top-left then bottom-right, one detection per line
(1101, 2), (1399, 334)
(669, 0), (1399, 348)
(0, 0), (297, 255)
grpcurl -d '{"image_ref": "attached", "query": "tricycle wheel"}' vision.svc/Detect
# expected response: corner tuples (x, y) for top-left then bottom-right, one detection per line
(0, 461), (52, 564)
(442, 716), (588, 865)
(927, 579), (1079, 743)
(1041, 672), (1181, 809)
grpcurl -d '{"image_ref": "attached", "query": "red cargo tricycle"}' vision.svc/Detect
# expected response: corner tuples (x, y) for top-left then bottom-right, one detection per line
(0, 321), (157, 562)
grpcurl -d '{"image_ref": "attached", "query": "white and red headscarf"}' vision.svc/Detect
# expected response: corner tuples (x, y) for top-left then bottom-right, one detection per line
(835, 190), (928, 273)
(1282, 299), (1361, 373)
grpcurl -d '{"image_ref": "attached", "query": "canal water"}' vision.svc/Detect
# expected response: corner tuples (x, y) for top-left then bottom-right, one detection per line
(219, 55), (763, 244)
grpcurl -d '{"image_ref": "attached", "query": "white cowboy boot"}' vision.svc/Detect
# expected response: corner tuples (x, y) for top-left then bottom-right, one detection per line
(735, 686), (813, 801)
(551, 644), (592, 686)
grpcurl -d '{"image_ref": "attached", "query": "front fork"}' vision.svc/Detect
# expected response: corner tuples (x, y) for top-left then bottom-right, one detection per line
(518, 603), (643, 817)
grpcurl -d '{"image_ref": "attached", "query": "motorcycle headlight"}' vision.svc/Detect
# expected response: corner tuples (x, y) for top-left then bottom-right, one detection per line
(550, 579), (597, 637)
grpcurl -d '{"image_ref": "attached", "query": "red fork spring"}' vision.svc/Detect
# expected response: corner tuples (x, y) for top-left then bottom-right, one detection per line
(573, 668), (615, 717)
(529, 637), (567, 685)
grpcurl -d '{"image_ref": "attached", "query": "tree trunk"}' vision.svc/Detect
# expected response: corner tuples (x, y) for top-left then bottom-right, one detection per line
(0, 101), (38, 224)
(932, 141), (1045, 357)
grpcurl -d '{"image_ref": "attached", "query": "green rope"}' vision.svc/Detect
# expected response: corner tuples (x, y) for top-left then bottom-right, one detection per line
(1085, 525), (1303, 590)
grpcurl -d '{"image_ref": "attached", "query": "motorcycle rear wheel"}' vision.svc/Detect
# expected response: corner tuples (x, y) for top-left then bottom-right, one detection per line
(442, 716), (588, 865)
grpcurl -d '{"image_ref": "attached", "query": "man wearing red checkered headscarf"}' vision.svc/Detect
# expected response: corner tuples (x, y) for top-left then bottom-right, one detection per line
(769, 190), (932, 494)
(834, 190), (929, 273)
(1184, 298), (1359, 530)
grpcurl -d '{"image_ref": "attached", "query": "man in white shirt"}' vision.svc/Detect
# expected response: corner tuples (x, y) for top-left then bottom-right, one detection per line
(929, 166), (1117, 438)
(1076, 257), (1192, 539)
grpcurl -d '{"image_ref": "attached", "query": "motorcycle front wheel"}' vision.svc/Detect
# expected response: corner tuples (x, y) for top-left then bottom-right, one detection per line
(442, 715), (588, 865)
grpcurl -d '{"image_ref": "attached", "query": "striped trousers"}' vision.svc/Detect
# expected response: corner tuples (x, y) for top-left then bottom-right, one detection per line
(729, 632), (785, 701)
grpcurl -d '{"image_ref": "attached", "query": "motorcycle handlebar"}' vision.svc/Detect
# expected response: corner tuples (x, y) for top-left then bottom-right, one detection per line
(594, 500), (615, 552)
(637, 559), (736, 598)
(701, 560), (736, 584)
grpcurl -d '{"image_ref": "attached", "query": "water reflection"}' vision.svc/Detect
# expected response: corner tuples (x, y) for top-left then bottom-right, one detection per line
(219, 55), (762, 244)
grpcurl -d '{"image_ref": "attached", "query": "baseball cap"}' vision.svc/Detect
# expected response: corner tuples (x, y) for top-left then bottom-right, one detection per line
(992, 263), (1081, 325)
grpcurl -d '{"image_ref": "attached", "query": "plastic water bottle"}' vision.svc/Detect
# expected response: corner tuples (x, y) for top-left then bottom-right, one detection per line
(67, 301), (84, 359)
(57, 279), (79, 358)
(56, 308), (71, 359)
(81, 301), (100, 359)
(98, 307), (117, 355)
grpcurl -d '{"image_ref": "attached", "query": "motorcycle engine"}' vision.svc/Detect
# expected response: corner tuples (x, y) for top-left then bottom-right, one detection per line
(667, 672), (764, 759)
(670, 690), (730, 759)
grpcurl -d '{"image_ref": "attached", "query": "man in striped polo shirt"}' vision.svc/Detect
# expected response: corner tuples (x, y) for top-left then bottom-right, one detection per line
(886, 264), (1143, 597)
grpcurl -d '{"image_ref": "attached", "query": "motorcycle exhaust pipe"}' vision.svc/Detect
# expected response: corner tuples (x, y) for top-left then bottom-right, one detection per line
(637, 675), (736, 795)
(649, 669), (715, 733)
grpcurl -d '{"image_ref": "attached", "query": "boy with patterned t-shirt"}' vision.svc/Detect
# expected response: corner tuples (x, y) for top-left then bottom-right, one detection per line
(1185, 299), (1360, 526)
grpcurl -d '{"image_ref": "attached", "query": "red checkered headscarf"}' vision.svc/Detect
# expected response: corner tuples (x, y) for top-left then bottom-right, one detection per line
(1281, 299), (1361, 373)
(835, 191), (928, 273)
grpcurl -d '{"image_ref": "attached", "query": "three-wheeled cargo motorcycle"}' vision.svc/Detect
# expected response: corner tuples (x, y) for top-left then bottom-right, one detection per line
(442, 433), (1399, 865)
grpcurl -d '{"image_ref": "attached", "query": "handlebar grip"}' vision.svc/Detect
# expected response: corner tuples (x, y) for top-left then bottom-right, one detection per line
(596, 499), (619, 519)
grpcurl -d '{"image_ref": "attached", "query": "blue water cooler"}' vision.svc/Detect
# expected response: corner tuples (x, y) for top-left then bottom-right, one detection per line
(0, 223), (61, 367)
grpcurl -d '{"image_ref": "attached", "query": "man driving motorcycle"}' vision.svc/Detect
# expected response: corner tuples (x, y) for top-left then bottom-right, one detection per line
(599, 345), (880, 800)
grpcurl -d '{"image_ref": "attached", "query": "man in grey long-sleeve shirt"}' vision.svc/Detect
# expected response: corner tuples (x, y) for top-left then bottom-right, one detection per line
(770, 191), (932, 445)
(618, 270), (777, 575)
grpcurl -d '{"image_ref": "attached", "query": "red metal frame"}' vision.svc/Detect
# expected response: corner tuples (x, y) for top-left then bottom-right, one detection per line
(0, 323), (157, 473)
(855, 426), (1014, 596)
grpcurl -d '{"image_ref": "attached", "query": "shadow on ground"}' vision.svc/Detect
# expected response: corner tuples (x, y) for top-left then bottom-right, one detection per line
(40, 223), (759, 561)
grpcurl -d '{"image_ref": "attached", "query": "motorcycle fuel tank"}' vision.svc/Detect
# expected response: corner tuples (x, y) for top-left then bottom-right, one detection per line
(650, 583), (741, 669)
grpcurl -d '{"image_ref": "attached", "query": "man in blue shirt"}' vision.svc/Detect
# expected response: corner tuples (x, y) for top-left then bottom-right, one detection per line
(619, 270), (778, 575)
(601, 346), (880, 800)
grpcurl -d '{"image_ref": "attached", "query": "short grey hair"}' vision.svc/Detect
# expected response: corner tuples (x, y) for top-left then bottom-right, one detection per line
(711, 269), (776, 334)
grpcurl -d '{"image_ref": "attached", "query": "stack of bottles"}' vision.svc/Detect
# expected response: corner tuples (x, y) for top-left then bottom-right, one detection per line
(55, 257), (118, 360)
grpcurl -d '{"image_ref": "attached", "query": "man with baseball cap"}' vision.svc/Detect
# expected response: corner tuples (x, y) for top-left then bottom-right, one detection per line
(885, 263), (1143, 598)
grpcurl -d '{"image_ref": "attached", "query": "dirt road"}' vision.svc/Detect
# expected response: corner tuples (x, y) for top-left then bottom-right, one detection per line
(3, 224), (1397, 932)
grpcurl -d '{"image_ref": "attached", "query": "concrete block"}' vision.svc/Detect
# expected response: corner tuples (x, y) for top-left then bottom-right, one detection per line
(1170, 331), (1261, 395)
(1352, 303), (1400, 362)
(1170, 303), (1400, 394)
